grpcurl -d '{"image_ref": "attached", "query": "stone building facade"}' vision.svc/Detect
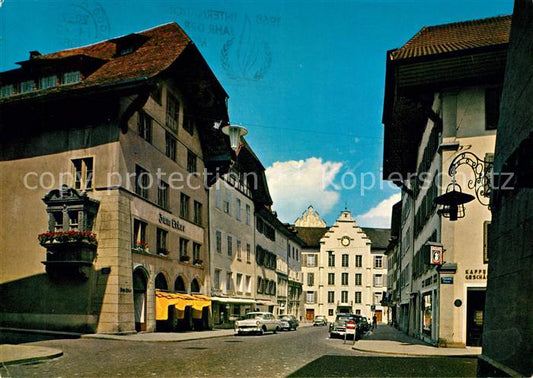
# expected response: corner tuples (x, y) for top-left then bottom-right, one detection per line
(0, 23), (232, 333)
(382, 16), (509, 346)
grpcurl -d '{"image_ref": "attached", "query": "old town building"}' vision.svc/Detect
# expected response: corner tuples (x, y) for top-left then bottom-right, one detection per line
(382, 16), (510, 346)
(296, 206), (390, 323)
(0, 23), (233, 333)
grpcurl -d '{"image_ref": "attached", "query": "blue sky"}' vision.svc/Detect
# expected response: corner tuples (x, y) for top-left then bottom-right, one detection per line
(0, 0), (513, 226)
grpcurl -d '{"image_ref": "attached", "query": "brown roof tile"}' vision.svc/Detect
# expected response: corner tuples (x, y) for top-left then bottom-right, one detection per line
(392, 15), (511, 60)
(294, 227), (328, 248)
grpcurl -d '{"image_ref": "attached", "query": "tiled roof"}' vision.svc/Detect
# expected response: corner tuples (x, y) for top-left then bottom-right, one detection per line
(361, 228), (391, 250)
(391, 15), (511, 60)
(1, 23), (194, 100)
(294, 227), (328, 248)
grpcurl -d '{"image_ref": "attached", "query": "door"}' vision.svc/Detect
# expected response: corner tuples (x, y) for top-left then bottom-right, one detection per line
(133, 269), (147, 331)
(467, 288), (486, 346)
(306, 309), (315, 321)
(375, 310), (382, 323)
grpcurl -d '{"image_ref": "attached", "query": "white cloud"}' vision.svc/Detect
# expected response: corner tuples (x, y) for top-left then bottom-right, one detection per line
(356, 193), (401, 228)
(265, 157), (342, 223)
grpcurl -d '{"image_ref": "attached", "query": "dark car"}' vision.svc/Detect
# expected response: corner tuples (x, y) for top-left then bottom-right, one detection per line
(313, 315), (328, 326)
(280, 315), (299, 330)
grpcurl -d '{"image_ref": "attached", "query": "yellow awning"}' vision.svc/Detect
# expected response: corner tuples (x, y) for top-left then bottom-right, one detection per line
(155, 290), (211, 321)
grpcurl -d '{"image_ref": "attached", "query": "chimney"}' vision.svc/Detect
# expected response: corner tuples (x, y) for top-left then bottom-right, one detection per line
(29, 51), (41, 59)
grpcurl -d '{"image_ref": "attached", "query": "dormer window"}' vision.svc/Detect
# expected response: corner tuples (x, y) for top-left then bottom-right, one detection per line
(20, 80), (35, 93)
(118, 46), (135, 56)
(39, 75), (57, 90)
(62, 71), (80, 84)
(111, 33), (149, 57)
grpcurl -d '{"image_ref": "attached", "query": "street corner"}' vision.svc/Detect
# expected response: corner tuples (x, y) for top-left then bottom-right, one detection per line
(0, 344), (63, 366)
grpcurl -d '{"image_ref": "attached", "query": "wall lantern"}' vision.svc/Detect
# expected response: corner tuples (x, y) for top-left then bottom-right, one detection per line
(434, 151), (492, 221)
(434, 180), (474, 221)
(222, 124), (248, 151)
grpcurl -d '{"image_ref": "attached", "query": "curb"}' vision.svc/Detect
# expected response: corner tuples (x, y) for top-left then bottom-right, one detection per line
(352, 345), (480, 358)
(0, 346), (63, 366)
(81, 331), (236, 343)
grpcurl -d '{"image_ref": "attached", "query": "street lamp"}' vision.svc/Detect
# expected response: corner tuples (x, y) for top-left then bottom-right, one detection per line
(221, 124), (248, 151)
(434, 151), (493, 221)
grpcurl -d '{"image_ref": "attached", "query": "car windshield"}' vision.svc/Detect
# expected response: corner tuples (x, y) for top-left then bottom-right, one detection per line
(281, 316), (290, 320)
(336, 315), (356, 322)
(315, 316), (325, 319)
(243, 313), (264, 320)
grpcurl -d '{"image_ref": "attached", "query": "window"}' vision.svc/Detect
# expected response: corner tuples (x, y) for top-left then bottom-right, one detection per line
(73, 157), (94, 190)
(215, 186), (222, 209)
(180, 193), (190, 219)
(187, 150), (197, 173)
(68, 211), (79, 230)
(1, 84), (14, 97)
(166, 93), (179, 130)
(328, 251), (335, 267)
(156, 228), (168, 254)
(328, 291), (335, 303)
(157, 180), (169, 209)
(355, 255), (362, 268)
(193, 243), (201, 261)
(328, 309), (334, 316)
(227, 235), (233, 256)
(328, 273), (335, 285)
(235, 198), (242, 220)
(216, 231), (222, 253)
(341, 291), (348, 303)
(236, 239), (242, 260)
(223, 191), (231, 214)
(373, 274), (383, 287)
(179, 237), (189, 257)
(246, 243), (251, 262)
(355, 273), (362, 286)
(374, 256), (383, 269)
(214, 269), (221, 289)
(236, 273), (243, 293)
(307, 273), (314, 286)
(193, 201), (202, 225)
(355, 291), (362, 304)
(183, 112), (194, 135)
(135, 165), (149, 198)
(62, 71), (80, 84)
(245, 204), (251, 225)
(137, 112), (152, 143)
(165, 132), (177, 161)
(341, 272), (348, 286)
(342, 254), (349, 267)
(485, 86), (502, 130)
(151, 82), (162, 104)
(20, 80), (35, 93)
(245, 275), (252, 293)
(306, 291), (316, 303)
(257, 277), (263, 294)
(39, 75), (57, 89)
(133, 219), (147, 246)
(373, 292), (382, 305)
(296, 249), (299, 261)
(307, 254), (317, 267)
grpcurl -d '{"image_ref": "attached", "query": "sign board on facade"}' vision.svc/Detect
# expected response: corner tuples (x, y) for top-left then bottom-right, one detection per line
(441, 277), (454, 284)
(424, 242), (444, 265)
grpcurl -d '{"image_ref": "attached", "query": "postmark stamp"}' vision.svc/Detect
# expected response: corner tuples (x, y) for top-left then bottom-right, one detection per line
(57, 0), (110, 48)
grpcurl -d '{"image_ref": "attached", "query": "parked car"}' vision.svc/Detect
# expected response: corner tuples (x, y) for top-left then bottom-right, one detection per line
(329, 314), (359, 339)
(235, 312), (280, 335)
(357, 316), (371, 333)
(313, 315), (328, 326)
(279, 315), (298, 331)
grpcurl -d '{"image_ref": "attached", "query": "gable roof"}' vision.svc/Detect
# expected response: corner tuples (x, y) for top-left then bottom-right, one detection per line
(361, 228), (391, 251)
(294, 227), (328, 249)
(0, 23), (227, 103)
(391, 15), (511, 61)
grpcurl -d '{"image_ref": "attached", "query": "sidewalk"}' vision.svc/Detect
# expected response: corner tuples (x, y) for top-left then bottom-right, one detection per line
(353, 325), (482, 356)
(0, 344), (63, 366)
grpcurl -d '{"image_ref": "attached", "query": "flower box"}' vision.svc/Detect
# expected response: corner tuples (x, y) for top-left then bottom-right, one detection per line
(179, 255), (190, 262)
(157, 248), (170, 256)
(38, 231), (97, 246)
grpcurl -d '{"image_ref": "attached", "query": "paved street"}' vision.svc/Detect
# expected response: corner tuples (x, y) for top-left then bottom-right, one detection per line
(2, 326), (482, 377)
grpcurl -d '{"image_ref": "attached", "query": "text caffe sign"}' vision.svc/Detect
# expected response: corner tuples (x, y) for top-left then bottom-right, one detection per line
(159, 213), (185, 232)
(465, 269), (487, 280)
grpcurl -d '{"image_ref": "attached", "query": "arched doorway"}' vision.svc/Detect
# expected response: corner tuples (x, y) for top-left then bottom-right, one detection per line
(155, 272), (168, 290)
(133, 268), (148, 332)
(174, 276), (186, 293)
(191, 278), (200, 294)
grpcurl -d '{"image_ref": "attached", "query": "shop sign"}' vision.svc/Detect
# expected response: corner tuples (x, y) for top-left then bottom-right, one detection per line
(464, 269), (486, 280)
(441, 277), (454, 284)
(159, 213), (185, 232)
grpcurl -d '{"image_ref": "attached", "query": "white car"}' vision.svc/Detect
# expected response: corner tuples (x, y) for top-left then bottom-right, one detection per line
(235, 312), (281, 335)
